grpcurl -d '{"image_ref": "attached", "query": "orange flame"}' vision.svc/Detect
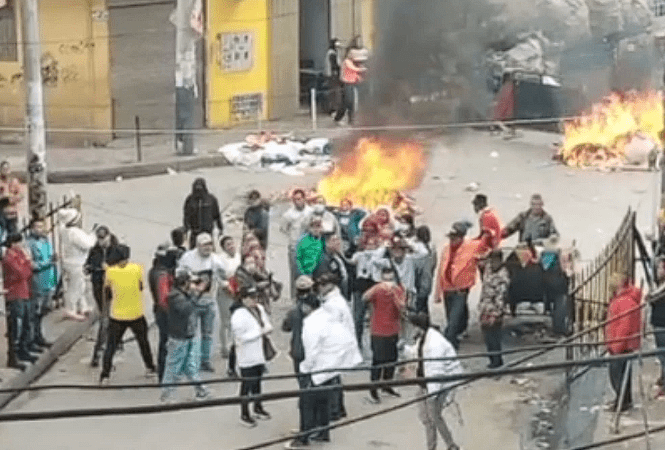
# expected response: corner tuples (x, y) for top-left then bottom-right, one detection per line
(317, 137), (428, 209)
(560, 91), (663, 167)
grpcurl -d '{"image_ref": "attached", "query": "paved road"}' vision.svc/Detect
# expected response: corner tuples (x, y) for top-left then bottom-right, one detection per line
(0, 129), (658, 450)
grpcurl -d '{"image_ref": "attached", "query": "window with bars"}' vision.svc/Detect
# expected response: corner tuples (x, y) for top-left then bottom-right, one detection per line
(655, 0), (665, 17)
(0, 0), (17, 62)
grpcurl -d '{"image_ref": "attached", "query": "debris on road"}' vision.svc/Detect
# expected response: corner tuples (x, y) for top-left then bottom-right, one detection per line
(217, 132), (332, 176)
(465, 182), (480, 192)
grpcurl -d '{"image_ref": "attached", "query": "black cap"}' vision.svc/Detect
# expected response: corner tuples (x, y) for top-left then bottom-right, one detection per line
(472, 194), (488, 205)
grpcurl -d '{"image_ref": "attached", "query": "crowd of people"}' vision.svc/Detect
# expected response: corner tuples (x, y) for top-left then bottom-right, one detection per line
(2, 169), (569, 450)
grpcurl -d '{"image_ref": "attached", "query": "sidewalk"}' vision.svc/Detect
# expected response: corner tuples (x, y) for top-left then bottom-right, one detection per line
(587, 335), (665, 449)
(0, 113), (347, 183)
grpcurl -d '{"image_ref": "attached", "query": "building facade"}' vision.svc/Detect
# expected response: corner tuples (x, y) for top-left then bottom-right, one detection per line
(205, 0), (373, 127)
(0, 0), (112, 145)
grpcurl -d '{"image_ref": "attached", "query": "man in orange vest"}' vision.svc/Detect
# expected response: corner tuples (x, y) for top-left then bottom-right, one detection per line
(434, 221), (491, 350)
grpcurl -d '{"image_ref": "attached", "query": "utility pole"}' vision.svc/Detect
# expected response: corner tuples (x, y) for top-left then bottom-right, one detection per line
(21, 0), (47, 220)
(174, 0), (201, 156)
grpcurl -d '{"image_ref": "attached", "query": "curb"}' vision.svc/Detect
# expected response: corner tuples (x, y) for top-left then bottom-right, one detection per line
(0, 316), (95, 410)
(42, 154), (230, 184)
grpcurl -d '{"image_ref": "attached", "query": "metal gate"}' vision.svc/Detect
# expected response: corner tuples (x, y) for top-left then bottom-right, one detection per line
(565, 208), (637, 369)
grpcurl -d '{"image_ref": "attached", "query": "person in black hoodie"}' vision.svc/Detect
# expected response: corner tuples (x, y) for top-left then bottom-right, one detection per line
(183, 178), (223, 249)
(85, 225), (118, 367)
(149, 244), (175, 382)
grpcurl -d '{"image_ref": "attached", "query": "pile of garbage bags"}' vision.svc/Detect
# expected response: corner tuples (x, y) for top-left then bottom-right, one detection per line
(218, 132), (332, 177)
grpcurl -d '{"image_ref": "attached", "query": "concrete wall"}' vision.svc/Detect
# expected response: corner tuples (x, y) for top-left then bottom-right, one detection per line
(0, 0), (112, 145)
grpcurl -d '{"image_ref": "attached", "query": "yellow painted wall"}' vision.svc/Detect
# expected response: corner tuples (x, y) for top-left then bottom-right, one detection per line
(0, 0), (111, 144)
(207, 0), (270, 127)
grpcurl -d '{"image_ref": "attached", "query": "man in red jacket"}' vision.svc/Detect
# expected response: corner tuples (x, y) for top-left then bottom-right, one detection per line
(605, 272), (642, 412)
(2, 233), (37, 370)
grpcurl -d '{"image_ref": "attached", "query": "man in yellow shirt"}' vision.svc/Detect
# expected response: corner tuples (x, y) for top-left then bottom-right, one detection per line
(100, 244), (156, 384)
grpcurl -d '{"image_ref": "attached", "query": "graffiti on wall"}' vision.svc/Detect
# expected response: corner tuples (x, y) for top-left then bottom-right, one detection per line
(0, 51), (81, 89)
(58, 39), (94, 55)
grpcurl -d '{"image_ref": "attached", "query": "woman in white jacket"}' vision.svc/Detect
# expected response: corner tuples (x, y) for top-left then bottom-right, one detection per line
(231, 285), (273, 428)
(406, 313), (463, 450)
(58, 208), (96, 320)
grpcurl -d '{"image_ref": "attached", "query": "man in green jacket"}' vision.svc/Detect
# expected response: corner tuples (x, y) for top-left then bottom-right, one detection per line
(296, 217), (325, 276)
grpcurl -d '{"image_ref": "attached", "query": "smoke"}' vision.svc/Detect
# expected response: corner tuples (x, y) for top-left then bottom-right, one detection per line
(361, 0), (659, 127)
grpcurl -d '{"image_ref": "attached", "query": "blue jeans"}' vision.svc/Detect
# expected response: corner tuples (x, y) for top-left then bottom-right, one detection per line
(443, 290), (469, 350)
(154, 307), (169, 382)
(654, 327), (665, 377)
(353, 278), (374, 348)
(32, 291), (52, 344)
(195, 302), (215, 364)
(6, 299), (30, 357)
(161, 337), (207, 401)
(482, 324), (503, 367)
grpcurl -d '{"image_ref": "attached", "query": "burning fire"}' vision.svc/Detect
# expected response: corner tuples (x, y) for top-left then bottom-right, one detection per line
(560, 91), (663, 168)
(317, 137), (427, 209)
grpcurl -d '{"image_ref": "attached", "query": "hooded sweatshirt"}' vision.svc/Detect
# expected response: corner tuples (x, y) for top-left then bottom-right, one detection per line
(183, 178), (223, 233)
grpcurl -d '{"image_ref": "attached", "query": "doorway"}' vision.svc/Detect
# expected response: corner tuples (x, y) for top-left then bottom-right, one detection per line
(299, 0), (330, 106)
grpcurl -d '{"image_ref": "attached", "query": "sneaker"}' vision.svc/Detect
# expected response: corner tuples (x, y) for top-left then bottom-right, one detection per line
(448, 445), (461, 450)
(382, 387), (401, 398)
(200, 361), (215, 373)
(310, 433), (330, 443)
(99, 376), (110, 386)
(145, 368), (157, 379)
(367, 390), (381, 404)
(284, 439), (309, 449)
(254, 408), (271, 420)
(195, 389), (211, 400)
(90, 355), (100, 368)
(240, 415), (257, 428)
(160, 393), (175, 404)
(227, 369), (239, 379)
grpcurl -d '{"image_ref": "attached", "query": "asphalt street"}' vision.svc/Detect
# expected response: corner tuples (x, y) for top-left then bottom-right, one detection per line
(0, 129), (659, 450)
